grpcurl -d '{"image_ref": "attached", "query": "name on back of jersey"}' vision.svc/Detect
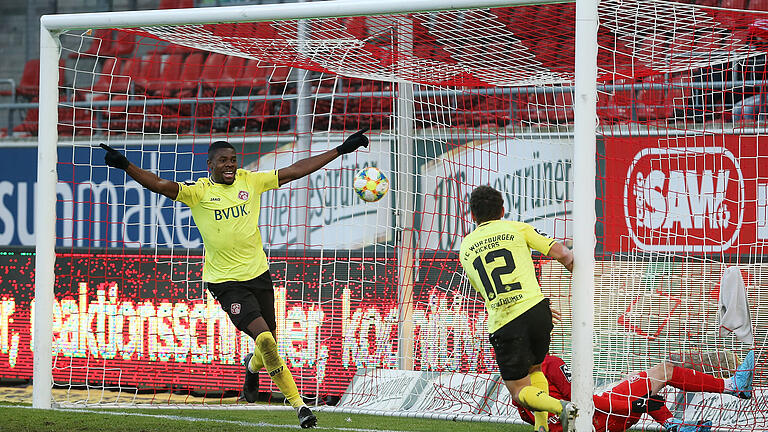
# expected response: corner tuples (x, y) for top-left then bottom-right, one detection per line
(466, 233), (515, 255)
(489, 293), (523, 310)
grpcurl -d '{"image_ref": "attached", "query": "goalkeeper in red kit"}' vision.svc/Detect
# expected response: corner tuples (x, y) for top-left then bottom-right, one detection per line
(513, 350), (755, 432)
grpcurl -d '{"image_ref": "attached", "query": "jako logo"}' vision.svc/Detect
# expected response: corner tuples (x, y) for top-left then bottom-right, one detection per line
(623, 146), (744, 252)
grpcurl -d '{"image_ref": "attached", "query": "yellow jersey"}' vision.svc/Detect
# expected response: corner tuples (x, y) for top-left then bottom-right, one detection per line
(175, 169), (279, 283)
(459, 219), (555, 333)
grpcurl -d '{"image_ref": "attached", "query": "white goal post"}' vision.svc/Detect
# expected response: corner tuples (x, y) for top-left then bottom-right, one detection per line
(34, 0), (598, 426)
(32, 0), (768, 430)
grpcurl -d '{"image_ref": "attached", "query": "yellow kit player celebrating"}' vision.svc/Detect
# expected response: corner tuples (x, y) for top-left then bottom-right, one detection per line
(459, 185), (578, 432)
(100, 128), (369, 429)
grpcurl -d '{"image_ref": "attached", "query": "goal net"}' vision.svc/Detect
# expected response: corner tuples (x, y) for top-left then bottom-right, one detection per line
(17, 0), (765, 428)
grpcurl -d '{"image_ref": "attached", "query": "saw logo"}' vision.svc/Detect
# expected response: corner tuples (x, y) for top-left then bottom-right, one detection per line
(623, 146), (744, 252)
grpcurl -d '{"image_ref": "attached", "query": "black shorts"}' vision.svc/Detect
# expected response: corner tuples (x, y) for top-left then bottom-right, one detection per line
(489, 298), (553, 381)
(207, 271), (276, 334)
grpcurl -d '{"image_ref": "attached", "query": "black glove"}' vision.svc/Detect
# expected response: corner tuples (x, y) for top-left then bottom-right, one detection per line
(100, 143), (130, 170)
(646, 395), (666, 412)
(630, 394), (666, 413)
(336, 127), (369, 155)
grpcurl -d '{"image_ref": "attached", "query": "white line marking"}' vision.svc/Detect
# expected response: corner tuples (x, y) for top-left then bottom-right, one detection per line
(8, 405), (413, 432)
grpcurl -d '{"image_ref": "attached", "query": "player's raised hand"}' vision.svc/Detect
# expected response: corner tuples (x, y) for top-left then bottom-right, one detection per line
(99, 143), (130, 170)
(336, 127), (369, 155)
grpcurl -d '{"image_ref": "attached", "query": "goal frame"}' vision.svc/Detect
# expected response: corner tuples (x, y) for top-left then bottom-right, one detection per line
(34, 1), (598, 430)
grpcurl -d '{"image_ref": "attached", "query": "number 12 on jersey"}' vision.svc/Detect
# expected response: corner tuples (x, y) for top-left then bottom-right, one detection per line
(471, 249), (522, 300)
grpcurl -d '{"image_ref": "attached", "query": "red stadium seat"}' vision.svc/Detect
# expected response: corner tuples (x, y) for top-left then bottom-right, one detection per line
(120, 56), (144, 79)
(543, 91), (574, 123)
(88, 56), (143, 100)
(715, 0), (749, 29)
(159, 42), (196, 54)
(68, 29), (112, 58)
(343, 16), (368, 39)
(451, 90), (478, 127)
(133, 53), (162, 93)
(596, 78), (635, 123)
(145, 53), (186, 95)
(635, 75), (674, 120)
(57, 105), (94, 136)
(16, 59), (41, 98)
(71, 30), (134, 58)
(105, 94), (129, 132)
(13, 107), (39, 136)
(194, 53), (232, 131)
(668, 72), (695, 120)
(520, 90), (549, 124)
(138, 53), (199, 131)
(90, 57), (128, 95)
(331, 79), (363, 129)
(751, 0), (768, 11)
(267, 65), (292, 90)
(218, 55), (249, 90)
(475, 91), (527, 126)
(108, 31), (136, 57)
(159, 0), (194, 8)
(142, 93), (191, 133)
(195, 54), (264, 133)
(105, 94), (147, 133)
(16, 58), (67, 99)
(142, 53), (205, 130)
(11, 101), (92, 136)
(272, 86), (295, 131)
(245, 86), (294, 132)
(199, 53), (229, 87)
(243, 88), (273, 132)
(719, 0), (747, 8)
(311, 79), (345, 130)
(173, 52), (206, 96)
(230, 59), (271, 89)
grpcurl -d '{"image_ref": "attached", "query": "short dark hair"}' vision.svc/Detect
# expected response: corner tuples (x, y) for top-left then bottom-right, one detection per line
(208, 141), (235, 160)
(470, 185), (504, 223)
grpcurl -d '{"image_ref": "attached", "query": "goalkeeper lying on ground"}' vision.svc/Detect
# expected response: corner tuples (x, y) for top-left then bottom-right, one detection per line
(512, 349), (754, 432)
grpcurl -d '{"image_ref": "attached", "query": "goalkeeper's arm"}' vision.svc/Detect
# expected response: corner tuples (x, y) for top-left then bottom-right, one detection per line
(100, 143), (179, 200)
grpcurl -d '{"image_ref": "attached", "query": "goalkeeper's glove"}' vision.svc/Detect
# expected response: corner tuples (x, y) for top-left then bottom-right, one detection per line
(630, 394), (666, 413)
(336, 127), (369, 155)
(99, 143), (130, 170)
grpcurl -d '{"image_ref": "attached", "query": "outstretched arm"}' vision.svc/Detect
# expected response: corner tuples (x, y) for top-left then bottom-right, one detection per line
(548, 242), (573, 273)
(278, 148), (339, 186)
(100, 143), (179, 200)
(278, 128), (369, 186)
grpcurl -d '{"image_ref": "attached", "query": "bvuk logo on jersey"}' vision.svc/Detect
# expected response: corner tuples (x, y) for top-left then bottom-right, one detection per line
(238, 190), (249, 200)
(231, 303), (241, 315)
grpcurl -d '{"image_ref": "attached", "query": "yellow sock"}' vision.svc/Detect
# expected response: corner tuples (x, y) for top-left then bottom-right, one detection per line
(530, 371), (550, 431)
(517, 385), (563, 415)
(254, 331), (303, 409)
(248, 344), (264, 373)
